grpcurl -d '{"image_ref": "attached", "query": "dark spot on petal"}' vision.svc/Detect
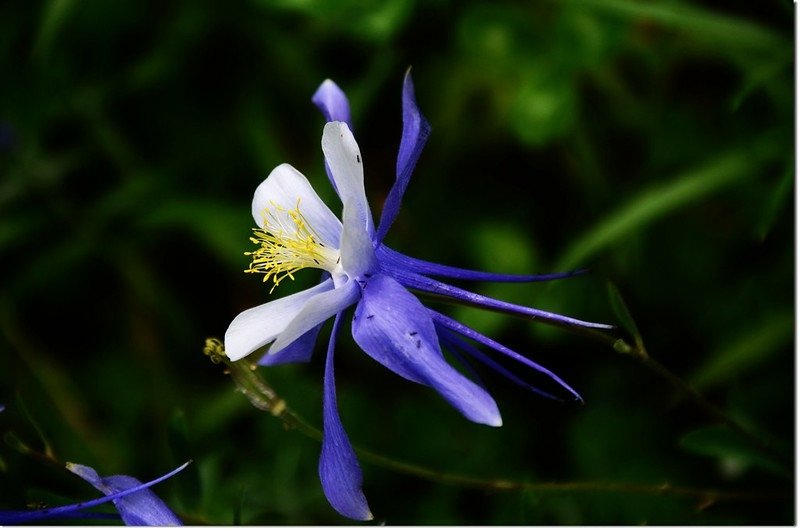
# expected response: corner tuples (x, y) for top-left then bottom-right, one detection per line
(415, 339), (422, 349)
(409, 331), (418, 336)
(366, 314), (375, 320)
(356, 154), (361, 163)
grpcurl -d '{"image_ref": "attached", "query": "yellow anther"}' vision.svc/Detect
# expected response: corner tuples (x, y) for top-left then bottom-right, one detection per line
(245, 201), (339, 292)
(203, 337), (226, 363)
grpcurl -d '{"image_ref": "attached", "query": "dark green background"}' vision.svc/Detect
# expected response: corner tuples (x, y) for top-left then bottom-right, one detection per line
(0, 0), (793, 524)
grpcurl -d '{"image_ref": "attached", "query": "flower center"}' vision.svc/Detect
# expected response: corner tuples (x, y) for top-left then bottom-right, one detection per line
(245, 200), (341, 292)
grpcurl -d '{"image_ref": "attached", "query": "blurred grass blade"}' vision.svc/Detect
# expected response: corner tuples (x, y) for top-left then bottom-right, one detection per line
(33, 0), (79, 59)
(556, 148), (771, 271)
(689, 312), (793, 391)
(0, 306), (101, 460)
(570, 0), (787, 53)
(680, 425), (789, 478)
(730, 51), (793, 111)
(3, 431), (33, 456)
(606, 282), (642, 347)
(15, 394), (54, 459)
(755, 163), (793, 241)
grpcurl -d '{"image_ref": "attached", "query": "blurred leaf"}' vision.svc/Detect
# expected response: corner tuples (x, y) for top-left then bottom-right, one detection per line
(570, 0), (788, 54)
(453, 223), (537, 336)
(689, 312), (792, 391)
(680, 425), (789, 478)
(605, 282), (641, 346)
(255, 0), (413, 42)
(470, 223), (539, 272)
(138, 200), (249, 269)
(508, 76), (577, 146)
(556, 147), (773, 271)
(458, 4), (532, 65)
(356, 0), (412, 42)
(555, 7), (621, 69)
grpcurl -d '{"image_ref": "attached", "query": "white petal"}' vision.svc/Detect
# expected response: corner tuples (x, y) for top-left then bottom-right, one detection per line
(251, 163), (342, 249)
(224, 279), (334, 361)
(269, 279), (360, 354)
(340, 200), (377, 277)
(321, 122), (373, 235)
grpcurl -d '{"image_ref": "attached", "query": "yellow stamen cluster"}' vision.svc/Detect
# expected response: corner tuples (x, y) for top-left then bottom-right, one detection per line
(245, 201), (339, 292)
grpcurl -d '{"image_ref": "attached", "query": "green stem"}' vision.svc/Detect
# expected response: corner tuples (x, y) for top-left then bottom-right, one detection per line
(637, 353), (790, 466)
(205, 339), (789, 503)
(418, 292), (790, 467)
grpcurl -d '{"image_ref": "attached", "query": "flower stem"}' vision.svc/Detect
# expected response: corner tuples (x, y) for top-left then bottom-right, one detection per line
(205, 338), (789, 504)
(603, 335), (788, 467)
(419, 293), (791, 467)
(635, 351), (790, 466)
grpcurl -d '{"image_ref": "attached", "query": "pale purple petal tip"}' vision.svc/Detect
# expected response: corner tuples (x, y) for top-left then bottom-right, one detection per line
(312, 79), (353, 129)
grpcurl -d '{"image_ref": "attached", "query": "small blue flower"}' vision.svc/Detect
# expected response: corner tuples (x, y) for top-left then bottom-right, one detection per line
(224, 71), (612, 520)
(0, 461), (188, 525)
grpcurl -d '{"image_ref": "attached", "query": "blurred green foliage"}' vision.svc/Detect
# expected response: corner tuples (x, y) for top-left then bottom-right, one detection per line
(0, 0), (792, 524)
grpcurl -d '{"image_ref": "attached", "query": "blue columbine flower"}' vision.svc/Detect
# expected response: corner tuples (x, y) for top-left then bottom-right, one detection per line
(224, 71), (612, 520)
(0, 461), (188, 525)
